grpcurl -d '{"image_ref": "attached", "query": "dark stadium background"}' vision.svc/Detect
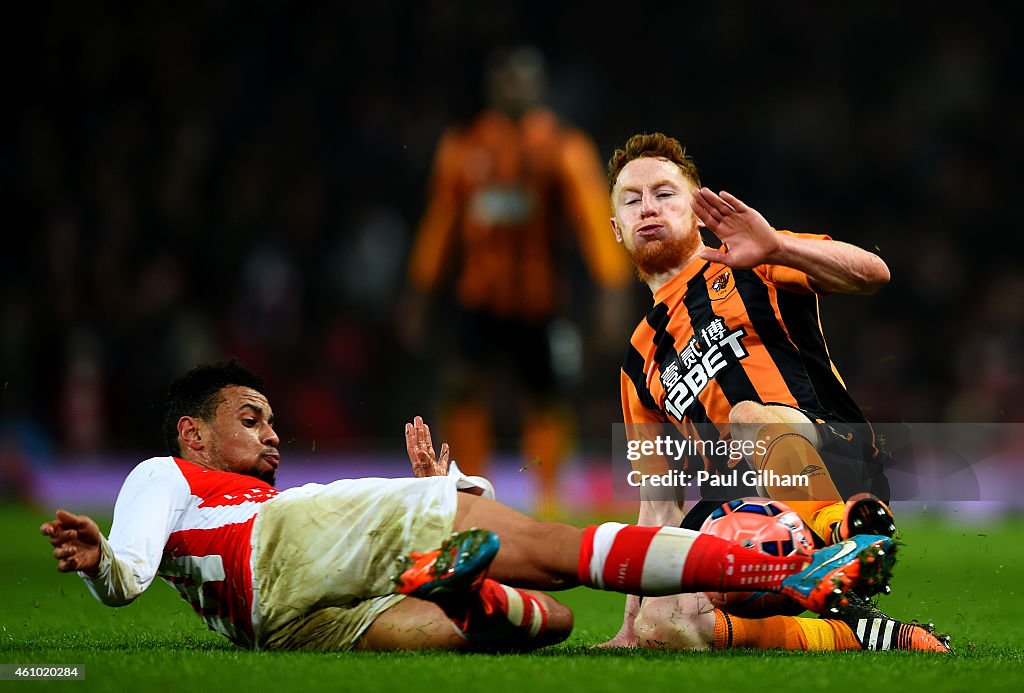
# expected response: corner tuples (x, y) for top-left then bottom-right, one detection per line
(3, 2), (1019, 511)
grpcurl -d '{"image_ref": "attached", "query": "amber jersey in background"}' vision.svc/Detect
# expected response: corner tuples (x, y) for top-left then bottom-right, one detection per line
(408, 108), (630, 320)
(406, 108), (631, 514)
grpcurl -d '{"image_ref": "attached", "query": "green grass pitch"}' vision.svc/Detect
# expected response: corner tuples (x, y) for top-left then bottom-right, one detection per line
(2, 505), (1023, 692)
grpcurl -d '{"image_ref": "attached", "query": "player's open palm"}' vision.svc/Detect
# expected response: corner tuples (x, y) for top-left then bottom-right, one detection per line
(40, 509), (102, 575)
(405, 415), (449, 478)
(691, 188), (783, 269)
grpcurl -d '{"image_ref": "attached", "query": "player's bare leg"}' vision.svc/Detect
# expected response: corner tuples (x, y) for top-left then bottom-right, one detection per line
(728, 400), (822, 448)
(451, 493), (583, 588)
(357, 593), (572, 652)
(357, 598), (467, 651)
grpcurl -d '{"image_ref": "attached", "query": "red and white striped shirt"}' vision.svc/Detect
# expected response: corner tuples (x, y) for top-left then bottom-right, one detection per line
(82, 457), (278, 647)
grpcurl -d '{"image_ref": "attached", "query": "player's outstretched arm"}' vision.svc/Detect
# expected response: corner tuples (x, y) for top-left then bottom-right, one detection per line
(691, 188), (889, 295)
(40, 509), (102, 576)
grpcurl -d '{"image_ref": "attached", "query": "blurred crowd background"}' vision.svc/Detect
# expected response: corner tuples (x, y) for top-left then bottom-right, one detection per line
(2, 2), (1020, 491)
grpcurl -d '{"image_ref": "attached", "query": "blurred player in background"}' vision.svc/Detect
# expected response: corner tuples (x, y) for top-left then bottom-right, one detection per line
(602, 133), (938, 652)
(401, 46), (632, 515)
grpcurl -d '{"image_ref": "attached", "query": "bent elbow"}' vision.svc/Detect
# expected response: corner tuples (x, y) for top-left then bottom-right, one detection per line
(857, 256), (890, 295)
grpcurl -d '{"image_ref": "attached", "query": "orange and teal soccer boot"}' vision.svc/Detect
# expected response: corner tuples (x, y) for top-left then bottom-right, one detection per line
(393, 529), (560, 650)
(780, 534), (896, 613)
(393, 528), (500, 602)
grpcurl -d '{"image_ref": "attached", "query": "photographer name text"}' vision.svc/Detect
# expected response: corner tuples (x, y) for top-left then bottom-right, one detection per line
(626, 468), (810, 488)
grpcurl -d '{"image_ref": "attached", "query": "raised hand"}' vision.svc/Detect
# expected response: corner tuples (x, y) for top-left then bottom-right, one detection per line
(405, 415), (450, 478)
(690, 188), (782, 269)
(40, 509), (102, 575)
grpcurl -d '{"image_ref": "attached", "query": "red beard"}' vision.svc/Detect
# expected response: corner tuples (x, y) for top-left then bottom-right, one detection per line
(627, 228), (700, 283)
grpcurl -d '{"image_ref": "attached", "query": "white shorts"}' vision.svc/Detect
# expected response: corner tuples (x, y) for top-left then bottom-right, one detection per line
(250, 474), (466, 650)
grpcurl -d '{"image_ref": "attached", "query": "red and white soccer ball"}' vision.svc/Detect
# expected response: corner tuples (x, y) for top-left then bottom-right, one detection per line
(700, 497), (813, 617)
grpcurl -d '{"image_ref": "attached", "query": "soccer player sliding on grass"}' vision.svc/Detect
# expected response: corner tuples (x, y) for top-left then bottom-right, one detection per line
(598, 131), (948, 652)
(42, 361), (895, 653)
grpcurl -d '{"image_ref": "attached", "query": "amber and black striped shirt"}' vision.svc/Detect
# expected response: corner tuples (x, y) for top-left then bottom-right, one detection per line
(620, 231), (868, 474)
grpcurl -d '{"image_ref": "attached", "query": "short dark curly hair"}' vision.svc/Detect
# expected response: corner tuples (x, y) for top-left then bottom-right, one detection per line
(607, 132), (701, 193)
(162, 359), (266, 456)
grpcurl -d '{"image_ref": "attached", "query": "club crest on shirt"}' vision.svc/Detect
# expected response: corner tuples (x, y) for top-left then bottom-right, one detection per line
(707, 269), (735, 301)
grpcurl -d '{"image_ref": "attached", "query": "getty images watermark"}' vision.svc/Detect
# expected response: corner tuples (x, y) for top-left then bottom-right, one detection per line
(624, 434), (809, 490)
(610, 422), (1024, 504)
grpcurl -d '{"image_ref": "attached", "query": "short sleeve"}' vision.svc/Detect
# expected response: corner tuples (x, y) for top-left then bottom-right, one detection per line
(754, 230), (832, 294)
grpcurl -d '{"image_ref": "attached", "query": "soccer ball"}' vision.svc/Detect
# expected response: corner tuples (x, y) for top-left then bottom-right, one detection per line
(700, 497), (813, 617)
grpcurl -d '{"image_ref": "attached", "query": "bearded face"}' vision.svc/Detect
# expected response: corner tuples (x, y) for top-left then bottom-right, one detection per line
(625, 230), (700, 283)
(611, 158), (701, 283)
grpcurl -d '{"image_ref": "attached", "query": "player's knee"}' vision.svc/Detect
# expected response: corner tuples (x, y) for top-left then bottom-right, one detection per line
(730, 402), (821, 453)
(729, 401), (771, 453)
(729, 400), (767, 427)
(633, 595), (713, 651)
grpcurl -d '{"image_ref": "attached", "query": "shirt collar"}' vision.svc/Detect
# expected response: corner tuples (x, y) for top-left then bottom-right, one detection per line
(653, 256), (711, 304)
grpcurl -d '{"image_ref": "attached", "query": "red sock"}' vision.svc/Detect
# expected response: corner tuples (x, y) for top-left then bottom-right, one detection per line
(451, 579), (549, 644)
(577, 523), (810, 595)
